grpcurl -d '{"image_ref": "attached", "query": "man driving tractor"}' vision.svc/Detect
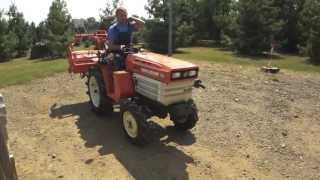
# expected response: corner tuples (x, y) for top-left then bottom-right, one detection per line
(106, 7), (145, 69)
(67, 6), (202, 145)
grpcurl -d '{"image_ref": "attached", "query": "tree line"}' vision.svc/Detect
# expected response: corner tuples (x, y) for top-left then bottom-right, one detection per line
(144, 0), (320, 64)
(0, 0), (319, 64)
(0, 0), (72, 61)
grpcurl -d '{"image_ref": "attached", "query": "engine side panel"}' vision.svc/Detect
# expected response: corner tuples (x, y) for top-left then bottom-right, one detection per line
(133, 73), (193, 106)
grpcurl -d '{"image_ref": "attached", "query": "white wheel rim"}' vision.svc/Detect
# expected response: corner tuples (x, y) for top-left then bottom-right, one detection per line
(89, 76), (100, 108)
(123, 111), (138, 138)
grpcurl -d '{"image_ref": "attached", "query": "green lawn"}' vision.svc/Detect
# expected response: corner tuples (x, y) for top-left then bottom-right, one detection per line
(0, 57), (68, 88)
(0, 47), (319, 88)
(173, 47), (320, 73)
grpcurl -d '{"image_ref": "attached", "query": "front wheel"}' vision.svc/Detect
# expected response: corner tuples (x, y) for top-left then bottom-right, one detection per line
(170, 101), (199, 131)
(121, 101), (151, 145)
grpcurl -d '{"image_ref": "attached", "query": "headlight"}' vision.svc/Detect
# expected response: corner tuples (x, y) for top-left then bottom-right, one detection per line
(182, 71), (189, 78)
(188, 70), (197, 77)
(172, 72), (181, 79)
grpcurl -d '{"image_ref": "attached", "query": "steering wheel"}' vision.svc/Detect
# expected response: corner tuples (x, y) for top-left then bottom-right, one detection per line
(121, 45), (139, 54)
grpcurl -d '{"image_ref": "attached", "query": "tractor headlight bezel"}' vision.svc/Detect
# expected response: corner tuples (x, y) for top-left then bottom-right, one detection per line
(171, 72), (182, 79)
(171, 69), (198, 80)
(188, 70), (197, 77)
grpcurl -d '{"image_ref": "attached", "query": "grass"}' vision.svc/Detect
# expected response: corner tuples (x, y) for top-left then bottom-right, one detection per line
(0, 46), (319, 88)
(0, 57), (68, 88)
(173, 47), (320, 73)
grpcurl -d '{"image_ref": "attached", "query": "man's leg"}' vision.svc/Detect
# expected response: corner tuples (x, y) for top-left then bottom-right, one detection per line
(114, 53), (126, 70)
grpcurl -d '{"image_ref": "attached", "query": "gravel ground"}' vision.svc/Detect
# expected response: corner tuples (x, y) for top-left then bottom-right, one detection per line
(1, 61), (320, 180)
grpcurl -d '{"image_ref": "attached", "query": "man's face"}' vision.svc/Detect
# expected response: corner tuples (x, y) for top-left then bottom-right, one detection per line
(116, 10), (127, 24)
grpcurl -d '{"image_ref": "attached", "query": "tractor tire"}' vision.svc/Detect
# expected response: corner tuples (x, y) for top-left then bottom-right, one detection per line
(171, 100), (198, 131)
(87, 67), (113, 115)
(120, 100), (152, 145)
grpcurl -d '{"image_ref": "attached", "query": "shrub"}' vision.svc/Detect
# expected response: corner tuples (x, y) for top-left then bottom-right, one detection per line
(143, 19), (176, 54)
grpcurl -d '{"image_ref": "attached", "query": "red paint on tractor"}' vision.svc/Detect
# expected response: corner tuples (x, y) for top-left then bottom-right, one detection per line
(127, 53), (198, 83)
(67, 30), (199, 103)
(112, 71), (135, 102)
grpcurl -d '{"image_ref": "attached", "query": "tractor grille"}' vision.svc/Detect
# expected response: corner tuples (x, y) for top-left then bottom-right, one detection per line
(133, 73), (193, 105)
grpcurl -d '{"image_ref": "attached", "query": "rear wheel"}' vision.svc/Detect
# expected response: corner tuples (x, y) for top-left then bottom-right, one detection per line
(121, 100), (151, 145)
(87, 67), (113, 114)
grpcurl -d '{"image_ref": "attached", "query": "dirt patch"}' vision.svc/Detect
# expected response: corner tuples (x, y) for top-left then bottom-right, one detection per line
(1, 62), (320, 180)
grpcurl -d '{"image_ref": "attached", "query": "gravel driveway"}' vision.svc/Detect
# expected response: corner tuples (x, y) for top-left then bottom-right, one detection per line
(1, 61), (320, 180)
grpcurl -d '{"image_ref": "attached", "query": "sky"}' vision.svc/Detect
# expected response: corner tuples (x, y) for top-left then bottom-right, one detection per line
(0, 0), (149, 24)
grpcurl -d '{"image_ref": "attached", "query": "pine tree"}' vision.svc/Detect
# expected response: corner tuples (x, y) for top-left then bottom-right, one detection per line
(301, 0), (320, 63)
(274, 0), (306, 53)
(236, 0), (282, 55)
(197, 0), (236, 43)
(7, 4), (31, 57)
(144, 0), (200, 51)
(29, 22), (37, 45)
(36, 21), (48, 43)
(46, 0), (73, 58)
(0, 11), (18, 61)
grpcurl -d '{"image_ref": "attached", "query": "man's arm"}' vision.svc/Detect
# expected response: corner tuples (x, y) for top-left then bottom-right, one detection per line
(128, 16), (145, 31)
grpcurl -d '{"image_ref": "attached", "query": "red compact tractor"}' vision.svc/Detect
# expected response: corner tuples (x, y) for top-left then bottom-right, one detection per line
(67, 30), (205, 145)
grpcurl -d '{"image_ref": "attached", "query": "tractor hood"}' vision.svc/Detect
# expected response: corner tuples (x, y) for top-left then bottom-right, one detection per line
(127, 52), (199, 83)
(131, 52), (197, 71)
